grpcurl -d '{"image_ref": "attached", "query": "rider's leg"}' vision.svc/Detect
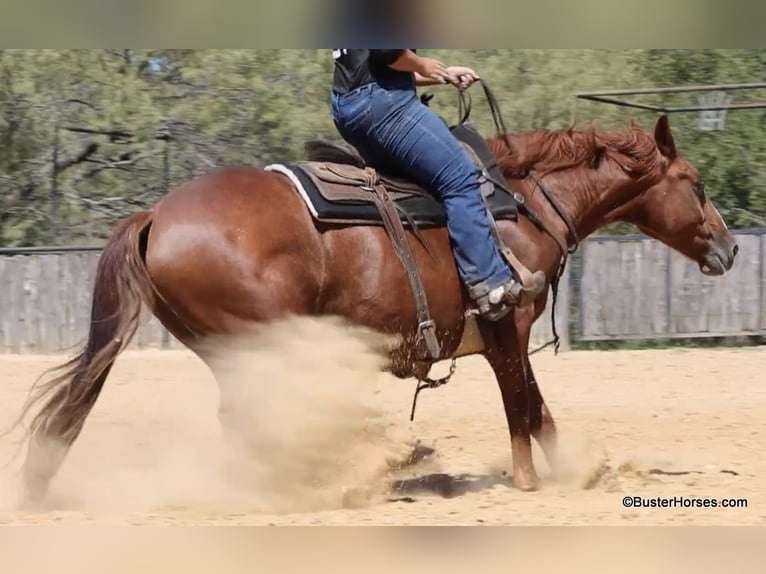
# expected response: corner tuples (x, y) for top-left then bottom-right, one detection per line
(331, 83), (544, 318)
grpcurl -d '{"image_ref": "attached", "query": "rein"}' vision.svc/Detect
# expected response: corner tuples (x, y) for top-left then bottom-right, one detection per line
(408, 79), (580, 421)
(454, 79), (580, 355)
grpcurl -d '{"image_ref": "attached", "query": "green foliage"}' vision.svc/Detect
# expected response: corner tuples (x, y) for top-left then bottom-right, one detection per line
(629, 49), (766, 228)
(0, 49), (764, 246)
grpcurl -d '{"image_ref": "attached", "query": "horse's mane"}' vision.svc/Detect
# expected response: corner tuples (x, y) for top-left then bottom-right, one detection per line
(487, 122), (665, 181)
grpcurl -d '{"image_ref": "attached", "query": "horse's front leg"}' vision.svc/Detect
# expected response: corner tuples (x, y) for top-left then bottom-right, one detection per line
(481, 310), (540, 491)
(526, 361), (560, 475)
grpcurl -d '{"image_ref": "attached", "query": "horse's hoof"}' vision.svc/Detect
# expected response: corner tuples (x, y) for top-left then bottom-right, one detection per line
(513, 470), (540, 492)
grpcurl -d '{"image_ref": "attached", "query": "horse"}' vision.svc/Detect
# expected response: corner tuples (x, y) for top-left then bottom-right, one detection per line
(14, 112), (737, 502)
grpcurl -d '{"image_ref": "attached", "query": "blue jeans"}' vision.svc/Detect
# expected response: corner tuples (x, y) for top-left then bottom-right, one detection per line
(330, 81), (513, 297)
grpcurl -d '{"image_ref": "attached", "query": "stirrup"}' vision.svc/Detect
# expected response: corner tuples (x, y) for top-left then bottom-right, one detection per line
(469, 272), (546, 321)
(506, 270), (547, 308)
(477, 300), (514, 321)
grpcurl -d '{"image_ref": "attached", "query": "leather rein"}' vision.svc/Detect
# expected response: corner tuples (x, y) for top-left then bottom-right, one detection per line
(447, 80), (581, 354)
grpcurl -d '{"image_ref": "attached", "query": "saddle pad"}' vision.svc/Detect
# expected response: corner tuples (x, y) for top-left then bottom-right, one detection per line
(265, 161), (519, 227)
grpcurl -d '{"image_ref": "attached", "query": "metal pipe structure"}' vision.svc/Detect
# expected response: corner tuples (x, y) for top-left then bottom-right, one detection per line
(576, 82), (766, 113)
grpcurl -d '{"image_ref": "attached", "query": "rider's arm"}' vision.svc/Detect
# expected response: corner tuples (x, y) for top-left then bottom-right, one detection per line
(377, 50), (433, 79)
(369, 49), (416, 70)
(412, 72), (447, 86)
(370, 49), (449, 86)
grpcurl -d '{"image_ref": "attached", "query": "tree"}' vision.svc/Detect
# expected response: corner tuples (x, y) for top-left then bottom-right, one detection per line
(1, 50), (764, 246)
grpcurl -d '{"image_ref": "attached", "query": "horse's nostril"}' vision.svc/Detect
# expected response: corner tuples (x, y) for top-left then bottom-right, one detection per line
(732, 243), (739, 257)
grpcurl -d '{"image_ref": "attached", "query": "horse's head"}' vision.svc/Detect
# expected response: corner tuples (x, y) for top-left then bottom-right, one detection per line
(490, 116), (738, 276)
(618, 116), (738, 276)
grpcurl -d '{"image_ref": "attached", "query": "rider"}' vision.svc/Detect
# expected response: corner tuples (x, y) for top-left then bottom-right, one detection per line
(330, 49), (546, 321)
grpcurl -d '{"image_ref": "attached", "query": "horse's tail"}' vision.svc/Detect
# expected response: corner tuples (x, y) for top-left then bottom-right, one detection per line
(16, 209), (156, 501)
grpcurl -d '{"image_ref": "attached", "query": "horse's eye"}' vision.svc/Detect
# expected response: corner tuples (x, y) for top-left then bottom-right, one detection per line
(693, 181), (706, 201)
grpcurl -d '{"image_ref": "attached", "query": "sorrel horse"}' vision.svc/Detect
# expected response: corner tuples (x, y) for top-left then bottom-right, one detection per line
(15, 111), (737, 502)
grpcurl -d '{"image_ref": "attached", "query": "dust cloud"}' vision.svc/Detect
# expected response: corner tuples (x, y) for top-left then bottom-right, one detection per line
(200, 316), (417, 513)
(0, 317), (420, 516)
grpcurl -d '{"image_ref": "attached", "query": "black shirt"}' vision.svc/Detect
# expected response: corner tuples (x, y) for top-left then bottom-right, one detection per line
(332, 49), (416, 95)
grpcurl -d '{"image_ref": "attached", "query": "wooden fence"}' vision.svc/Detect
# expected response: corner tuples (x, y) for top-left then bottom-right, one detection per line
(0, 249), (184, 354)
(1, 229), (764, 354)
(578, 229), (765, 340)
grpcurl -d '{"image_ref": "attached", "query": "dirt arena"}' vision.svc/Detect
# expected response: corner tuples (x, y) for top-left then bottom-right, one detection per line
(0, 319), (763, 525)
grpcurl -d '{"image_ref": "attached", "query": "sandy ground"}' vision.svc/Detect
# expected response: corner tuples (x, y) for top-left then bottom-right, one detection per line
(0, 320), (763, 525)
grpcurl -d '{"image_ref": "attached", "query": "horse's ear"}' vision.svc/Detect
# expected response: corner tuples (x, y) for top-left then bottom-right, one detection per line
(654, 115), (677, 160)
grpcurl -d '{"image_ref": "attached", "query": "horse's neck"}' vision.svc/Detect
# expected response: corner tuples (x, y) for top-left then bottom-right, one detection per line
(526, 165), (646, 247)
(495, 131), (658, 247)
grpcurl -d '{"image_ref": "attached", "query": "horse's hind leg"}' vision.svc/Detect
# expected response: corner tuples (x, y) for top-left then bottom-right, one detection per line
(525, 361), (560, 475)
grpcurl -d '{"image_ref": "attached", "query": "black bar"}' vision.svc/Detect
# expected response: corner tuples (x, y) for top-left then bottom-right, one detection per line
(577, 82), (766, 98)
(0, 245), (103, 256)
(664, 102), (766, 112)
(578, 95), (766, 114)
(577, 95), (668, 112)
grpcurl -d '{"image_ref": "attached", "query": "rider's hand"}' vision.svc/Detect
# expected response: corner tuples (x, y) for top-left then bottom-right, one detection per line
(415, 56), (453, 84)
(445, 66), (480, 89)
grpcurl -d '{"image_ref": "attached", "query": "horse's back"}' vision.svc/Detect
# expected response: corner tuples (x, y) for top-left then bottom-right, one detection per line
(139, 162), (473, 355)
(157, 165), (305, 214)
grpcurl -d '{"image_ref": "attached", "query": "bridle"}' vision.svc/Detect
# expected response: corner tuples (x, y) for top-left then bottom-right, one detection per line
(440, 80), (582, 354)
(408, 80), (583, 419)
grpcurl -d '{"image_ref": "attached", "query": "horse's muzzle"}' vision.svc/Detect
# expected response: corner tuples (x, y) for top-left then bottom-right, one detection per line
(700, 237), (738, 276)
